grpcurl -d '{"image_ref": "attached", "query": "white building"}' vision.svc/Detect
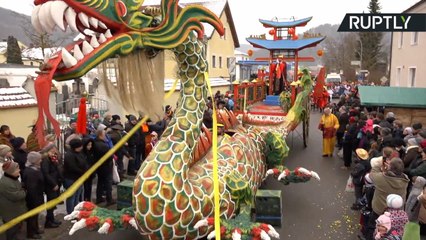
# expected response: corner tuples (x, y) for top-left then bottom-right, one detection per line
(390, 0), (426, 87)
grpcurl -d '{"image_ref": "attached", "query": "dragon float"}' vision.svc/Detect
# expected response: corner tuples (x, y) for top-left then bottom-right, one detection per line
(2, 0), (321, 239)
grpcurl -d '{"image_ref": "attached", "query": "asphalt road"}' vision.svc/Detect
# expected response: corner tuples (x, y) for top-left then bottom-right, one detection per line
(1, 109), (361, 240)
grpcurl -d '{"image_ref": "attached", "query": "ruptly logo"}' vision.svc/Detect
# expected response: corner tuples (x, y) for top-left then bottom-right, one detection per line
(338, 14), (426, 32)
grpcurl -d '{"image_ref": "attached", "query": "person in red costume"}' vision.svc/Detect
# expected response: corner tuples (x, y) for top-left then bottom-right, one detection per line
(317, 87), (330, 111)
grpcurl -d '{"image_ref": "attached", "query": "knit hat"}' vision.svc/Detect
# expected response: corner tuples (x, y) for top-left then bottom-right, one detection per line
(112, 115), (121, 121)
(0, 144), (12, 157)
(127, 114), (137, 121)
(404, 127), (413, 135)
(26, 151), (42, 167)
(355, 148), (369, 160)
(10, 137), (25, 149)
(407, 138), (418, 147)
(376, 212), (392, 231)
(386, 194), (404, 209)
(386, 112), (395, 118)
(2, 161), (19, 175)
(349, 116), (356, 124)
(69, 138), (83, 150)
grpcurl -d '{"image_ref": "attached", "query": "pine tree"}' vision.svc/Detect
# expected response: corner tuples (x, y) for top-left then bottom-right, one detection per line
(357, 0), (384, 82)
(6, 36), (23, 65)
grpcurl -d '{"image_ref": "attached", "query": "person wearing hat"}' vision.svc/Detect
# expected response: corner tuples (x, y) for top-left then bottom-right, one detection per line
(365, 158), (409, 240)
(11, 137), (27, 172)
(385, 194), (408, 236)
(403, 138), (420, 169)
(26, 125), (40, 152)
(40, 141), (63, 228)
(374, 212), (401, 239)
(22, 151), (45, 239)
(63, 138), (88, 214)
(108, 123), (129, 176)
(125, 114), (140, 176)
(93, 128), (115, 205)
(351, 148), (371, 210)
(318, 106), (339, 157)
(111, 114), (122, 127)
(0, 161), (27, 240)
(0, 144), (13, 178)
(0, 125), (15, 148)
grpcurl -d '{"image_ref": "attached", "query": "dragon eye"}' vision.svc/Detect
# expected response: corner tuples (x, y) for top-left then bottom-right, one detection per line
(116, 0), (127, 17)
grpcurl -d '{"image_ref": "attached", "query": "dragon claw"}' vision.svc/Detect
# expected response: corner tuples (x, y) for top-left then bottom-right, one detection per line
(311, 171), (320, 181)
(98, 221), (112, 234)
(267, 224), (280, 238)
(207, 230), (216, 240)
(266, 169), (274, 176)
(64, 211), (80, 221)
(232, 229), (242, 240)
(69, 219), (86, 235)
(129, 218), (138, 230)
(297, 167), (310, 175)
(277, 171), (287, 181)
(193, 219), (208, 229)
(260, 230), (271, 240)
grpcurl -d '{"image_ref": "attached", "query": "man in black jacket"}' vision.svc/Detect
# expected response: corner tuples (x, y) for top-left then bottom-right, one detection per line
(40, 143), (63, 228)
(93, 129), (115, 205)
(125, 115), (139, 175)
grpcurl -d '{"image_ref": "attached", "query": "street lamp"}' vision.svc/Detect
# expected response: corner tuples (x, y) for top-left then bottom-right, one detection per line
(357, 39), (363, 71)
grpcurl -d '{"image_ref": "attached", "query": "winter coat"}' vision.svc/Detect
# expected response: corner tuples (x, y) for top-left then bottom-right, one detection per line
(41, 156), (63, 193)
(0, 173), (27, 221)
(22, 167), (45, 209)
(63, 150), (88, 181)
(93, 138), (113, 176)
(125, 122), (140, 147)
(337, 112), (349, 133)
(351, 159), (371, 186)
(376, 228), (401, 240)
(405, 176), (426, 221)
(409, 160), (426, 179)
(12, 148), (27, 172)
(370, 168), (409, 215)
(387, 208), (408, 236)
(403, 146), (420, 168)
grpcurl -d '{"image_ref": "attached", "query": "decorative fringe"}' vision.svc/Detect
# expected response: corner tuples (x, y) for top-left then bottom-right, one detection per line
(100, 50), (165, 121)
(76, 97), (87, 135)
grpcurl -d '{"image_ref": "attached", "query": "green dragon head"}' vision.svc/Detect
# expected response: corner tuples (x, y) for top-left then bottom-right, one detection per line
(32, 0), (224, 81)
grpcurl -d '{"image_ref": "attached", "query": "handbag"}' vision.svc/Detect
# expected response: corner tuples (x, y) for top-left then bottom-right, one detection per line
(345, 175), (355, 192)
(112, 159), (120, 184)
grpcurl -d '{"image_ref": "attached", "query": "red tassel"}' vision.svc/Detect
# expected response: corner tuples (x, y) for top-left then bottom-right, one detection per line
(76, 97), (87, 135)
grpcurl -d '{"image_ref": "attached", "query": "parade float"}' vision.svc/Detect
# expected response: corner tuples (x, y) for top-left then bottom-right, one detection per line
(235, 16), (326, 147)
(0, 1), (325, 239)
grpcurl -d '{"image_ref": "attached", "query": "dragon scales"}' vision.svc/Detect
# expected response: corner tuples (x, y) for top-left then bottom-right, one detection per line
(0, 0), (320, 239)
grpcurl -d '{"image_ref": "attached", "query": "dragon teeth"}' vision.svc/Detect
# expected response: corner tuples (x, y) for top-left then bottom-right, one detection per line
(90, 35), (100, 48)
(82, 41), (94, 55)
(104, 29), (112, 38)
(50, 1), (68, 31)
(65, 8), (78, 32)
(73, 45), (84, 61)
(61, 49), (78, 68)
(78, 12), (90, 28)
(99, 21), (107, 29)
(98, 33), (107, 44)
(31, 5), (43, 34)
(89, 17), (99, 29)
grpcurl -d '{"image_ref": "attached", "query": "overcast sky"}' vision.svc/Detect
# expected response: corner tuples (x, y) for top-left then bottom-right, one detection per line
(0, 0), (420, 44)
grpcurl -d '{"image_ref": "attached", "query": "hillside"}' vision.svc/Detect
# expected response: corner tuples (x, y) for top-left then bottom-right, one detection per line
(0, 7), (74, 46)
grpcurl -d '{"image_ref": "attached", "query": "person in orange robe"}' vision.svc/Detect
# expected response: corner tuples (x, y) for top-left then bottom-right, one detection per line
(318, 107), (339, 157)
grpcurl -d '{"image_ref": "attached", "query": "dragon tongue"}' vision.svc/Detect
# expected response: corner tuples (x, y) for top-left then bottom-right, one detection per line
(34, 52), (63, 146)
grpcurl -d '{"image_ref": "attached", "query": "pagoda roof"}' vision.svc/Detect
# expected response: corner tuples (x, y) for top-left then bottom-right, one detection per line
(246, 37), (325, 51)
(259, 17), (313, 28)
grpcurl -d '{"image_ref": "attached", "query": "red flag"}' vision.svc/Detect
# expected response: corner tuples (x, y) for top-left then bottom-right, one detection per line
(76, 97), (87, 135)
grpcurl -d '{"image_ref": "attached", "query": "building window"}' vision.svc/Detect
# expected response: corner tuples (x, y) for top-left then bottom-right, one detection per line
(0, 78), (10, 88)
(411, 32), (418, 45)
(219, 56), (222, 68)
(212, 55), (216, 68)
(398, 32), (403, 48)
(396, 67), (401, 87)
(227, 57), (231, 68)
(408, 67), (416, 87)
(221, 27), (227, 40)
